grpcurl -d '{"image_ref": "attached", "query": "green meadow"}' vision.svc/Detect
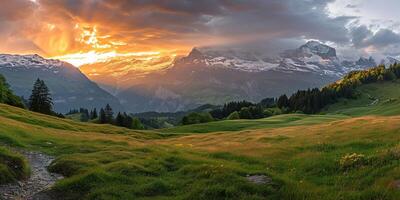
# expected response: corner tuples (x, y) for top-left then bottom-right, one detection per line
(0, 82), (400, 199)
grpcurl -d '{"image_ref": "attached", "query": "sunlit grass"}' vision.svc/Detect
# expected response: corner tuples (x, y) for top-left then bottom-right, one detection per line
(0, 103), (399, 199)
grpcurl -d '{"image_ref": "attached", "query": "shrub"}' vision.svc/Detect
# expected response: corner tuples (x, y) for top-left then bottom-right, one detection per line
(239, 107), (252, 119)
(339, 153), (366, 170)
(262, 109), (273, 117)
(227, 111), (240, 120)
(182, 112), (214, 125)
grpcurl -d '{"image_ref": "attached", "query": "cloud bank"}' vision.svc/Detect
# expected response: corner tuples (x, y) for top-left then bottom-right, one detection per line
(0, 0), (400, 59)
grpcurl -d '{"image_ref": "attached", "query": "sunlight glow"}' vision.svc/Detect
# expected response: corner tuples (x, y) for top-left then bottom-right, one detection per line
(51, 51), (161, 67)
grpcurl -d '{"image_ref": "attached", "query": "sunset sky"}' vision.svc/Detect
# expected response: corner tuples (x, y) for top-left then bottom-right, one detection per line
(1, 0), (400, 66)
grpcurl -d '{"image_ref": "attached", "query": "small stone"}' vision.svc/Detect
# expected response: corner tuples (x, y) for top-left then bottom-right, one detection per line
(246, 175), (272, 185)
(392, 180), (400, 189)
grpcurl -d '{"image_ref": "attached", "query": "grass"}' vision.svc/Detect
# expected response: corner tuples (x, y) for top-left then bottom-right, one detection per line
(0, 146), (30, 184)
(0, 103), (400, 199)
(323, 80), (400, 116)
(161, 114), (348, 134)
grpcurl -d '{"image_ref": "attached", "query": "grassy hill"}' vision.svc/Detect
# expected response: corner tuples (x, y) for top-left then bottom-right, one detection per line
(323, 80), (400, 116)
(0, 103), (400, 199)
(161, 114), (348, 134)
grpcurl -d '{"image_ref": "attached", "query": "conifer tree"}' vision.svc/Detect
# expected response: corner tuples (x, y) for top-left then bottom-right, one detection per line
(277, 94), (289, 109)
(99, 108), (107, 124)
(29, 79), (53, 115)
(132, 117), (144, 130)
(90, 108), (98, 120)
(104, 104), (113, 123)
(80, 111), (89, 122)
(115, 112), (124, 126)
(123, 113), (133, 128)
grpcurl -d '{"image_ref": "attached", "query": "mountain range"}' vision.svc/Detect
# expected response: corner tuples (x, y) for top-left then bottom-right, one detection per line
(81, 41), (399, 113)
(1, 41), (398, 114)
(0, 54), (122, 113)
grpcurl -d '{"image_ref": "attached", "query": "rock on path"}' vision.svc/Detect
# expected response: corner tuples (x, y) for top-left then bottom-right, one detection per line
(246, 174), (272, 185)
(0, 150), (63, 200)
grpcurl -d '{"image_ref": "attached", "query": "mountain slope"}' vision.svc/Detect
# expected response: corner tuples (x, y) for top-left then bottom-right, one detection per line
(323, 80), (400, 116)
(0, 54), (123, 113)
(81, 41), (397, 113)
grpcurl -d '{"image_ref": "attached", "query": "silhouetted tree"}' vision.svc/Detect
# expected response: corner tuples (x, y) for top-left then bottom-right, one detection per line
(122, 113), (133, 128)
(115, 112), (124, 126)
(29, 79), (53, 115)
(90, 108), (98, 120)
(104, 104), (113, 123)
(99, 108), (107, 124)
(277, 94), (289, 109)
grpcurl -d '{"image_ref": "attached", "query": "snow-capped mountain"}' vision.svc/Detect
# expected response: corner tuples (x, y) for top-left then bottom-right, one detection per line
(0, 54), (123, 113)
(195, 41), (395, 76)
(80, 41), (399, 113)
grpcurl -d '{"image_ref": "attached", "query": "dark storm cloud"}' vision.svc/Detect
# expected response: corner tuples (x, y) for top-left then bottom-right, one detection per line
(350, 25), (400, 48)
(367, 29), (400, 47)
(350, 25), (372, 47)
(36, 0), (354, 45)
(2, 0), (400, 56)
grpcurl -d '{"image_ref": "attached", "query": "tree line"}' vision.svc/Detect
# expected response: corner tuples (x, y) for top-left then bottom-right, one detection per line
(277, 63), (400, 114)
(182, 98), (277, 125)
(67, 104), (144, 129)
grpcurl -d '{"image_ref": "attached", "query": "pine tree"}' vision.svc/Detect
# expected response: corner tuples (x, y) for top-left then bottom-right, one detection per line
(115, 112), (124, 126)
(29, 79), (53, 115)
(104, 104), (113, 123)
(80, 111), (89, 122)
(132, 117), (144, 130)
(122, 113), (133, 128)
(277, 94), (289, 109)
(90, 108), (98, 120)
(99, 108), (107, 124)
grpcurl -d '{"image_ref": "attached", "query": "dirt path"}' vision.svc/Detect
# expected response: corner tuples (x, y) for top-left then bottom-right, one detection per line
(0, 150), (63, 200)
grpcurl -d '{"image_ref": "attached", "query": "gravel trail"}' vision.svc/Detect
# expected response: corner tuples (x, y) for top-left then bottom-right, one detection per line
(0, 150), (63, 200)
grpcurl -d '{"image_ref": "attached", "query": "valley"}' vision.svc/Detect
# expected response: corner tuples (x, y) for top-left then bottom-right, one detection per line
(0, 77), (400, 199)
(2, 1), (400, 199)
(81, 41), (399, 113)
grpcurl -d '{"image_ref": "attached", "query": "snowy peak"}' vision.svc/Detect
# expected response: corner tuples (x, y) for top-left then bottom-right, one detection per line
(283, 41), (337, 60)
(0, 53), (123, 113)
(187, 48), (204, 59)
(0, 54), (68, 70)
(299, 41), (337, 59)
(380, 57), (400, 66)
(356, 56), (376, 68)
(174, 41), (384, 77)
